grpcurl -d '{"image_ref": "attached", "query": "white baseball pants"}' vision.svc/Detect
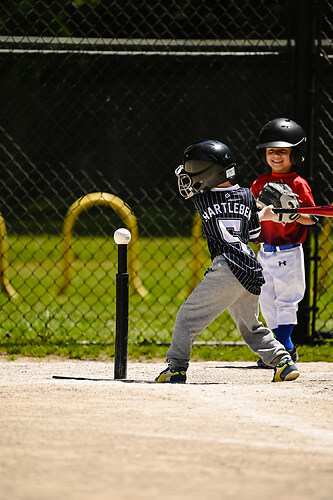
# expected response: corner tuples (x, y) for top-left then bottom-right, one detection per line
(257, 245), (306, 330)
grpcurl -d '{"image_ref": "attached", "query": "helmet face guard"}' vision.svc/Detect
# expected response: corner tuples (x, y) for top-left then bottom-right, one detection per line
(175, 140), (237, 199)
(256, 118), (307, 167)
(175, 165), (195, 199)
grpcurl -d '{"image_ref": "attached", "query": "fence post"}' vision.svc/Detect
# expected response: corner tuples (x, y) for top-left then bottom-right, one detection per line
(293, 0), (321, 344)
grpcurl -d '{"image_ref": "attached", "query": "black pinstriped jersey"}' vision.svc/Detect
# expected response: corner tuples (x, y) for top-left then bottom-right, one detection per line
(193, 184), (264, 295)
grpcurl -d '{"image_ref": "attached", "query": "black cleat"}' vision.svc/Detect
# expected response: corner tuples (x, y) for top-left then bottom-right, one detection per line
(256, 358), (273, 369)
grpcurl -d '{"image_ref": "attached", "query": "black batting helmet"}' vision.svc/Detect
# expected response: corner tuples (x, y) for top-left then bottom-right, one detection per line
(175, 140), (236, 199)
(256, 118), (307, 167)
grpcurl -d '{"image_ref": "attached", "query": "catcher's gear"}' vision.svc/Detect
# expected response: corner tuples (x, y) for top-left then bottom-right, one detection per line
(257, 181), (300, 223)
(256, 118), (307, 168)
(175, 140), (236, 199)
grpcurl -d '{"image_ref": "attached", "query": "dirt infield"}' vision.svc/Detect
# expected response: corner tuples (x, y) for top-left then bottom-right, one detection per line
(1, 359), (333, 500)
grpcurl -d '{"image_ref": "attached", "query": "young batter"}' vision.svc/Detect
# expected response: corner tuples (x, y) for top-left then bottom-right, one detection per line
(251, 118), (317, 368)
(155, 139), (300, 383)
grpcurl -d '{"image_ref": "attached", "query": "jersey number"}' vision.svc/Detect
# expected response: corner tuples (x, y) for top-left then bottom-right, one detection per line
(217, 218), (250, 255)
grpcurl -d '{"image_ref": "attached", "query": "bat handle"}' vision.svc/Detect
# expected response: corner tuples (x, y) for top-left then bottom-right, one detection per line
(272, 208), (298, 214)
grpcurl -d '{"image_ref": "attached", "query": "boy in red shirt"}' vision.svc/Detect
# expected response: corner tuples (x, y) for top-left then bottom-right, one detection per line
(251, 118), (317, 368)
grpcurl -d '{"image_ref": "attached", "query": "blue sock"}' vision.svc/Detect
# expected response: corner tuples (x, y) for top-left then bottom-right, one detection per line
(275, 324), (294, 351)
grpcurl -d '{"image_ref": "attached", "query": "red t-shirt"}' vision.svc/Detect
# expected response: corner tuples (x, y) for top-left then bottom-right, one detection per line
(250, 171), (316, 246)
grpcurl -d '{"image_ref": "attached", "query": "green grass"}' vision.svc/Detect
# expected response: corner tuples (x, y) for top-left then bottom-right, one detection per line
(0, 234), (332, 361)
(1, 342), (332, 363)
(127, 341), (333, 363)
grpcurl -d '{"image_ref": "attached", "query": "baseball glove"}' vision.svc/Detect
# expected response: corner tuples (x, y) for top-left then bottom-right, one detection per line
(257, 181), (300, 223)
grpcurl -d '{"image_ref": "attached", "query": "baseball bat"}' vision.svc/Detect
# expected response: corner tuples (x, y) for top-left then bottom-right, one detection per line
(272, 205), (333, 217)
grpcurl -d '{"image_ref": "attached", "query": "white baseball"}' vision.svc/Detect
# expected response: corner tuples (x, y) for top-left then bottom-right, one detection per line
(113, 228), (131, 245)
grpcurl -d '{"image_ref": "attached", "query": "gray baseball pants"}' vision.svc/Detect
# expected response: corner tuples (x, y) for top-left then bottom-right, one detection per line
(166, 256), (290, 370)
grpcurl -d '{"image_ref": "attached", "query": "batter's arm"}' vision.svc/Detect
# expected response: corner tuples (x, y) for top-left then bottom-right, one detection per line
(258, 204), (279, 222)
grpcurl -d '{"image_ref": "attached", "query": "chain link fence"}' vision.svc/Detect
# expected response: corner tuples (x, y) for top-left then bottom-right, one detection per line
(0, 1), (332, 350)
